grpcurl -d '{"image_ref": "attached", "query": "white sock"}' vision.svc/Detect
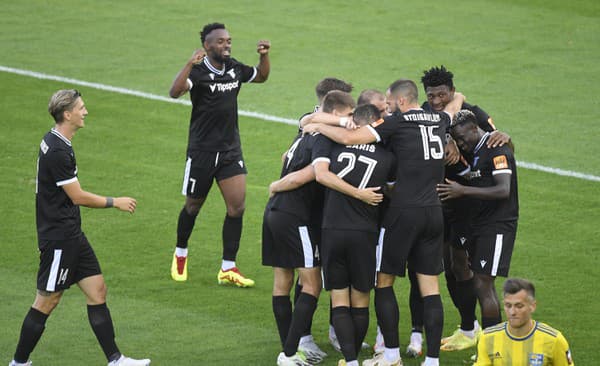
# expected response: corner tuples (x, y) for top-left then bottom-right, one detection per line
(423, 356), (439, 366)
(347, 361), (359, 366)
(175, 247), (188, 257)
(410, 331), (423, 345)
(11, 361), (31, 366)
(329, 324), (336, 338)
(383, 347), (400, 362)
(221, 260), (235, 271)
(474, 319), (481, 331)
(299, 334), (313, 345)
(461, 328), (476, 338)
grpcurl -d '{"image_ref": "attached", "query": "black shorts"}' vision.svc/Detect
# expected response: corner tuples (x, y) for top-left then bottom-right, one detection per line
(262, 209), (320, 269)
(377, 206), (444, 276)
(181, 148), (247, 198)
(321, 229), (377, 292)
(37, 234), (102, 292)
(443, 203), (471, 250)
(469, 221), (517, 277)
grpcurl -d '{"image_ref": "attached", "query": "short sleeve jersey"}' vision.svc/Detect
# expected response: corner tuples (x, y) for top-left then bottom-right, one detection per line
(36, 129), (82, 241)
(186, 57), (257, 152)
(368, 110), (451, 208)
(463, 132), (519, 224)
(474, 321), (574, 366)
(268, 133), (324, 223)
(312, 135), (394, 232)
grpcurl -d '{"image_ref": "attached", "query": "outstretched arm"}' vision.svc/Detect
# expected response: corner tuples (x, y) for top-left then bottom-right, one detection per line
(253, 40), (271, 83)
(314, 161), (383, 206)
(303, 123), (375, 145)
(62, 180), (136, 213)
(169, 49), (206, 98)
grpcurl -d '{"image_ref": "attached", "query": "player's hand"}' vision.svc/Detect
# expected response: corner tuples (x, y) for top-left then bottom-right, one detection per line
(257, 40), (271, 55)
(189, 49), (206, 65)
(345, 118), (358, 130)
(444, 140), (461, 165)
(114, 197), (137, 213)
(302, 123), (319, 135)
(436, 179), (464, 201)
(487, 130), (511, 148)
(356, 186), (384, 206)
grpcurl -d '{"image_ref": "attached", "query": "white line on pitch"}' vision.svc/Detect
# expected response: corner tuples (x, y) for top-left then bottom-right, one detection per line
(2, 65), (598, 183)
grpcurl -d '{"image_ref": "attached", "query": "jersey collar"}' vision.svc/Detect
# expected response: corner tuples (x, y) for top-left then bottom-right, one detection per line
(473, 132), (491, 154)
(203, 57), (226, 75)
(51, 128), (72, 146)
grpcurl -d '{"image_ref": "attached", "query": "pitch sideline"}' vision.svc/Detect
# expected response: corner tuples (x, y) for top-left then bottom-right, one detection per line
(2, 65), (598, 183)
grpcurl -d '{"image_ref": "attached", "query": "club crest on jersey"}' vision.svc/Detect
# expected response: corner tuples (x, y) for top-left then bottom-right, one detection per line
(480, 260), (487, 268)
(227, 69), (236, 79)
(209, 73), (215, 80)
(238, 160), (244, 168)
(40, 139), (49, 154)
(528, 353), (544, 366)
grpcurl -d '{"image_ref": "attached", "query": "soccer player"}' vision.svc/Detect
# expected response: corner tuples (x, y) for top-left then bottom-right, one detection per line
(264, 91), (379, 366)
(474, 278), (574, 365)
(405, 65), (512, 355)
(437, 110), (519, 333)
(8, 89), (149, 366)
(303, 80), (465, 366)
(313, 103), (394, 366)
(357, 89), (388, 118)
(168, 23), (270, 285)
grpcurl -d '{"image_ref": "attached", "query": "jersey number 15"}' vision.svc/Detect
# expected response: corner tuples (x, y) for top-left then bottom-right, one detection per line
(419, 125), (444, 160)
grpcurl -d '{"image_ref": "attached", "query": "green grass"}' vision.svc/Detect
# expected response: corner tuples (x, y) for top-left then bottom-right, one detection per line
(1, 1), (598, 365)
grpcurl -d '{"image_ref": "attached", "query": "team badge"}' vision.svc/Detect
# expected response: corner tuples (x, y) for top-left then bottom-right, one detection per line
(528, 353), (544, 366)
(227, 69), (236, 79)
(493, 155), (508, 169)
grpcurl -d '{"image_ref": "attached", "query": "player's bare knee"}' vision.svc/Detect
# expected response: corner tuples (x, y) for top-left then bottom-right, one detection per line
(226, 204), (245, 218)
(33, 291), (62, 314)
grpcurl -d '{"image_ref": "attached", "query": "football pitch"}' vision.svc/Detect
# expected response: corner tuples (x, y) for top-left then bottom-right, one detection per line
(1, 1), (598, 365)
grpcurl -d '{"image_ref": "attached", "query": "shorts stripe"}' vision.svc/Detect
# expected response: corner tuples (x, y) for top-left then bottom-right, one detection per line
(298, 226), (313, 268)
(376, 228), (385, 272)
(181, 157), (191, 195)
(46, 249), (63, 292)
(491, 234), (503, 276)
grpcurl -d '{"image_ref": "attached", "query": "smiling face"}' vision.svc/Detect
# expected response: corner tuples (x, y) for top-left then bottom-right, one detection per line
(203, 28), (231, 64)
(425, 84), (455, 112)
(64, 97), (88, 129)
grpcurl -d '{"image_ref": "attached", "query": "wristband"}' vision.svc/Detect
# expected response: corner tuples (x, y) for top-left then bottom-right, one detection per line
(339, 117), (348, 127)
(105, 197), (113, 208)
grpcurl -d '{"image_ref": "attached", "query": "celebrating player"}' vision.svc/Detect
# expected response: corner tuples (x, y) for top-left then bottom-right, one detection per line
(9, 89), (149, 366)
(168, 23), (270, 286)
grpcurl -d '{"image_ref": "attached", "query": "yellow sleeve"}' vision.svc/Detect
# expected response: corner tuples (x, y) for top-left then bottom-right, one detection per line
(473, 334), (492, 366)
(552, 332), (574, 366)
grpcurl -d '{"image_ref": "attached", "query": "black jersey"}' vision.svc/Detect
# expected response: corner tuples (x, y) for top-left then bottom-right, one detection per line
(368, 109), (451, 208)
(312, 135), (394, 232)
(186, 57), (257, 153)
(267, 133), (324, 223)
(463, 133), (519, 224)
(35, 129), (82, 241)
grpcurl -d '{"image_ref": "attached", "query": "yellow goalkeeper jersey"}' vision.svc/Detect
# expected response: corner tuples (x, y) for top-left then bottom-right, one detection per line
(474, 321), (574, 366)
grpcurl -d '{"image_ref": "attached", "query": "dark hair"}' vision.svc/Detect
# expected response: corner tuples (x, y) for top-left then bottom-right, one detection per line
(357, 89), (384, 106)
(421, 65), (454, 90)
(503, 278), (536, 300)
(200, 23), (226, 43)
(316, 78), (353, 101)
(353, 104), (381, 126)
(321, 90), (355, 114)
(48, 89), (82, 123)
(450, 109), (478, 129)
(388, 79), (418, 104)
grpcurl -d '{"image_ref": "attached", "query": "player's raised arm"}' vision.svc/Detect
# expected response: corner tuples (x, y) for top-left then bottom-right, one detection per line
(169, 49), (205, 98)
(252, 40), (270, 83)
